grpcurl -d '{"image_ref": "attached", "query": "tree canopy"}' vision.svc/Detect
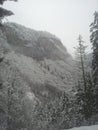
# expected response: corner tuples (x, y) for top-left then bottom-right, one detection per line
(0, 0), (17, 5)
(90, 11), (98, 113)
(0, 0), (17, 24)
(0, 7), (14, 17)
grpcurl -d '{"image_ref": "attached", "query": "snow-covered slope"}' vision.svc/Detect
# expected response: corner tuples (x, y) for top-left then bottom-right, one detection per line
(2, 23), (71, 61)
(0, 23), (76, 129)
(68, 125), (98, 130)
(0, 23), (75, 97)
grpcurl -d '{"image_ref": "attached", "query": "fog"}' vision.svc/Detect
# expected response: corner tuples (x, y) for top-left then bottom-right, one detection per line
(3, 0), (98, 54)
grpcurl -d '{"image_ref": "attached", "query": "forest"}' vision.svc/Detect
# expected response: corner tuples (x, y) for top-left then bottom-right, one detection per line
(0, 0), (98, 130)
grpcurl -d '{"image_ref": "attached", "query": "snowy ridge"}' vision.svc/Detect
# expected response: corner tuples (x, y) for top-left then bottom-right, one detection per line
(0, 22), (76, 103)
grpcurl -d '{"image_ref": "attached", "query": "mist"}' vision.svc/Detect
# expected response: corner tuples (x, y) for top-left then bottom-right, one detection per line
(3, 0), (98, 54)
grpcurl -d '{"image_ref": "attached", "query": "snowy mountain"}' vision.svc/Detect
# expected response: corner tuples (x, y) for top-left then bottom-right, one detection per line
(0, 23), (77, 129)
(0, 22), (75, 98)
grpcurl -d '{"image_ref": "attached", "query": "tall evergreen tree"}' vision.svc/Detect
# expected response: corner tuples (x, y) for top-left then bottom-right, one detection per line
(90, 11), (98, 112)
(75, 35), (87, 92)
(75, 35), (93, 119)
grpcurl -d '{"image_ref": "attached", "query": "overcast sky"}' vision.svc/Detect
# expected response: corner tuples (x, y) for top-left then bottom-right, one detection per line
(3, 0), (98, 55)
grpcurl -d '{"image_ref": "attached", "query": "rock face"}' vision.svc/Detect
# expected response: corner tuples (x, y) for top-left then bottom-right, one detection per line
(0, 23), (75, 129)
(0, 22), (75, 93)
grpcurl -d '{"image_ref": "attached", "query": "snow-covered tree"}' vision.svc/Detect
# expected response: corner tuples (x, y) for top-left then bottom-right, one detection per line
(0, 0), (17, 5)
(90, 11), (98, 113)
(74, 35), (93, 119)
(75, 35), (87, 92)
(0, 0), (17, 24)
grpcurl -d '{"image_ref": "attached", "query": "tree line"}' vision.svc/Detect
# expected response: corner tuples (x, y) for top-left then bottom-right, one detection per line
(74, 11), (98, 120)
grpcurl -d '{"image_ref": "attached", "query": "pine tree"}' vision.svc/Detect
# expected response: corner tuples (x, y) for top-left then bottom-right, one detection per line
(90, 11), (98, 113)
(75, 35), (87, 92)
(0, 0), (17, 5)
(0, 0), (17, 24)
(75, 35), (93, 119)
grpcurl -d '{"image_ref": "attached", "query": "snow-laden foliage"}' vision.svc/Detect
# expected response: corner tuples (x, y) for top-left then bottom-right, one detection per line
(90, 11), (98, 113)
(0, 23), (76, 130)
(0, 23), (97, 130)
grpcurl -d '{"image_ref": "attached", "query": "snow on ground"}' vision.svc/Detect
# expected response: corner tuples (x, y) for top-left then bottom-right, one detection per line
(67, 125), (98, 130)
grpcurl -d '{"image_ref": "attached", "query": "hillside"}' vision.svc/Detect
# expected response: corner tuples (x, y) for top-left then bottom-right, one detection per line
(0, 23), (77, 130)
(0, 22), (75, 96)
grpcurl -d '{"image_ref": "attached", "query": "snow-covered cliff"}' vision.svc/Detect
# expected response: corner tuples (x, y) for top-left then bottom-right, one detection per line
(0, 23), (76, 130)
(0, 22), (75, 97)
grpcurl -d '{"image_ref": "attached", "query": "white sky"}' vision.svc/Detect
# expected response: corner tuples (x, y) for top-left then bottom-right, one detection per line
(3, 0), (98, 55)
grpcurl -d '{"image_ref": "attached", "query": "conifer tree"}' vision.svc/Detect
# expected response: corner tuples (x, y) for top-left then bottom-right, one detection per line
(0, 0), (17, 24)
(0, 0), (17, 5)
(90, 11), (98, 113)
(75, 35), (93, 119)
(75, 35), (87, 92)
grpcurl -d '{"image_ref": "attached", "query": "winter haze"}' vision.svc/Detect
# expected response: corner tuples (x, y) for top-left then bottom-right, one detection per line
(0, 0), (98, 130)
(3, 0), (98, 54)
